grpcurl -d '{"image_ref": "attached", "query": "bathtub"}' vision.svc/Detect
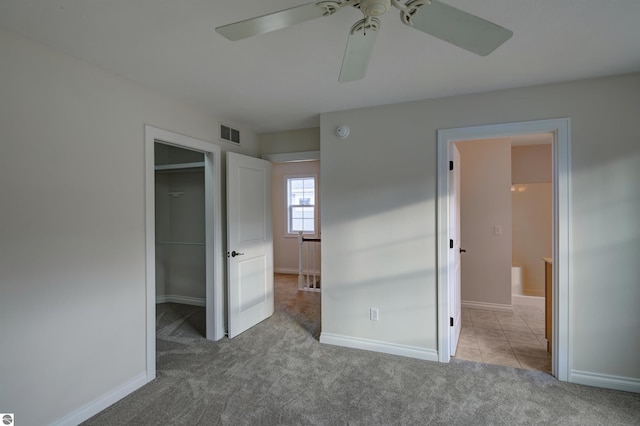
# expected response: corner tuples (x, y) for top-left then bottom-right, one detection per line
(512, 266), (545, 309)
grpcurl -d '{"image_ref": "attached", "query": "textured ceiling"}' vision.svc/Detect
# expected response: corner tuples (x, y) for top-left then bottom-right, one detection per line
(1, 0), (639, 133)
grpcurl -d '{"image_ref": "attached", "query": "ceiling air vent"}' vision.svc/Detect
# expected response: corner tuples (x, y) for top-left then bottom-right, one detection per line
(220, 123), (240, 145)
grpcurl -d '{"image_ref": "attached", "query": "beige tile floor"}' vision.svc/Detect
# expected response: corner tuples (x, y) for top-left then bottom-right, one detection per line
(453, 304), (552, 374)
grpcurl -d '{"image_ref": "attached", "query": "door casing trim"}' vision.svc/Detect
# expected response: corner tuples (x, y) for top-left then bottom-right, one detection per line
(144, 125), (224, 382)
(436, 118), (571, 381)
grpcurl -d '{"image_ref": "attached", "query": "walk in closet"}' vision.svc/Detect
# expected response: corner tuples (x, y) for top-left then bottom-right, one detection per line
(154, 143), (206, 313)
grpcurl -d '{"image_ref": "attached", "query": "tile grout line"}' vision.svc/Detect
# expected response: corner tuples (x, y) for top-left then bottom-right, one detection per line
(459, 307), (550, 372)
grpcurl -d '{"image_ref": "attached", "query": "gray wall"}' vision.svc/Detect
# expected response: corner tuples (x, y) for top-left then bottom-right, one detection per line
(512, 182), (552, 296)
(458, 138), (512, 306)
(512, 144), (553, 296)
(0, 27), (259, 425)
(259, 127), (320, 155)
(155, 172), (171, 296)
(155, 169), (206, 301)
(512, 144), (552, 184)
(320, 72), (640, 383)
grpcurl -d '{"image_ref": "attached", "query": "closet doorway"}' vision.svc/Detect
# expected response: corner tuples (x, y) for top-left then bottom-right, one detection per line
(154, 143), (206, 336)
(144, 126), (224, 381)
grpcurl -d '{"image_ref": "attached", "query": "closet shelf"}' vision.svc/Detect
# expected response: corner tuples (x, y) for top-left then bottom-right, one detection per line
(154, 162), (204, 172)
(156, 241), (205, 246)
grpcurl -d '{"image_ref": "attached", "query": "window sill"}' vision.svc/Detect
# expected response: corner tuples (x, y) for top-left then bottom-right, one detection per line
(285, 233), (317, 239)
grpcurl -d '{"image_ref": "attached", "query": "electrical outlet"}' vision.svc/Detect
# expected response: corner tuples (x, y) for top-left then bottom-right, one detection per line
(494, 225), (502, 235)
(370, 307), (379, 321)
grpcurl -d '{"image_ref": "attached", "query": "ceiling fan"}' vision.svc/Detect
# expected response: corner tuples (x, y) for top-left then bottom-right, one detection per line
(216, 0), (512, 83)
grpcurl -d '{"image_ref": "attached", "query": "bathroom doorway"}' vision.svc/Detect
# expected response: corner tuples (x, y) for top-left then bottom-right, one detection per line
(452, 136), (553, 373)
(437, 118), (571, 381)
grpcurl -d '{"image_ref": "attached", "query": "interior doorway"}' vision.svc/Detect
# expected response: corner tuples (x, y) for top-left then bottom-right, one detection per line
(144, 126), (224, 382)
(263, 150), (322, 336)
(437, 118), (571, 382)
(154, 143), (207, 339)
(452, 135), (553, 373)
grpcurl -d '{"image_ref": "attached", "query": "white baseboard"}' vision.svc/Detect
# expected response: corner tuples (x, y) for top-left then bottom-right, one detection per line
(461, 300), (514, 313)
(320, 332), (438, 362)
(50, 372), (149, 426)
(512, 295), (545, 309)
(571, 370), (640, 394)
(156, 294), (206, 306)
(274, 267), (298, 274)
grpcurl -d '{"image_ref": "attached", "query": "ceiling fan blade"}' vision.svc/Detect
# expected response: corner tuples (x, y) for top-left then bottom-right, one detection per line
(339, 19), (380, 83)
(216, 2), (327, 41)
(406, 0), (513, 56)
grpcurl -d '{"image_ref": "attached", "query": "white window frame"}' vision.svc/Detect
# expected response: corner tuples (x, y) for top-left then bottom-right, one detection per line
(285, 174), (318, 237)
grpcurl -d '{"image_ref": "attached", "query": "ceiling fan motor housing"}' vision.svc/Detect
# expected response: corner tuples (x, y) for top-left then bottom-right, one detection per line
(358, 0), (391, 17)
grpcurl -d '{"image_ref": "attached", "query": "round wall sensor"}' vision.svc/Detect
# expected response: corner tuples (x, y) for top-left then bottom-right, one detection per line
(335, 125), (350, 139)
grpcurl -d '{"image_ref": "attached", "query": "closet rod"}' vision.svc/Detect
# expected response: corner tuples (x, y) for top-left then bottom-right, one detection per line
(154, 161), (204, 171)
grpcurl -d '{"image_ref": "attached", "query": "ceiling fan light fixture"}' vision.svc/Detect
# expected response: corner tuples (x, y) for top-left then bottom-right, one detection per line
(358, 0), (391, 17)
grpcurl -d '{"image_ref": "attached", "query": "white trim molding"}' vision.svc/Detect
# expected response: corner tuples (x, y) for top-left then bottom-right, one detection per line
(156, 295), (206, 307)
(436, 118), (571, 383)
(50, 373), (147, 426)
(320, 333), (439, 362)
(262, 150), (320, 163)
(461, 300), (514, 313)
(571, 370), (640, 394)
(145, 125), (224, 383)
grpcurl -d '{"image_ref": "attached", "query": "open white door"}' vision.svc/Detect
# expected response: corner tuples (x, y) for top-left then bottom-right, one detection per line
(449, 144), (462, 355)
(226, 152), (273, 338)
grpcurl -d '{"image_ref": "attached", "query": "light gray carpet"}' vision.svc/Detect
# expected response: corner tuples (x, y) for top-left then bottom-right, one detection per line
(84, 275), (640, 425)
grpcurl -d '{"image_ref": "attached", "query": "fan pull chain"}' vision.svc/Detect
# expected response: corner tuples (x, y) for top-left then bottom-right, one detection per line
(363, 10), (367, 35)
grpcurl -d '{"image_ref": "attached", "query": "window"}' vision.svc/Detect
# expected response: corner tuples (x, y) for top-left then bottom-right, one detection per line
(286, 176), (316, 235)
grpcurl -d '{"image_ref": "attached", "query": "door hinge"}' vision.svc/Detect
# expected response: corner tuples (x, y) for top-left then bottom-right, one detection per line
(449, 161), (454, 171)
(449, 239), (454, 249)
(450, 317), (454, 327)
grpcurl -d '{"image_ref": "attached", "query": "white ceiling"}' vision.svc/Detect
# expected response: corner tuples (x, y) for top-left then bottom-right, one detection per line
(1, 1), (639, 133)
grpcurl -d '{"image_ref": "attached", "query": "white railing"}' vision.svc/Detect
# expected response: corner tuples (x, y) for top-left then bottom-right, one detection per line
(298, 231), (321, 292)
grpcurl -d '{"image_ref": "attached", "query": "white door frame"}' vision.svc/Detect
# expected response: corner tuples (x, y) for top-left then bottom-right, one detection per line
(144, 126), (224, 382)
(449, 144), (462, 356)
(436, 118), (571, 381)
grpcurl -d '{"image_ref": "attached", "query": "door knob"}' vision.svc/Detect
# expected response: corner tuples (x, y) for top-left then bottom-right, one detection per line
(231, 250), (245, 257)
(460, 248), (467, 253)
